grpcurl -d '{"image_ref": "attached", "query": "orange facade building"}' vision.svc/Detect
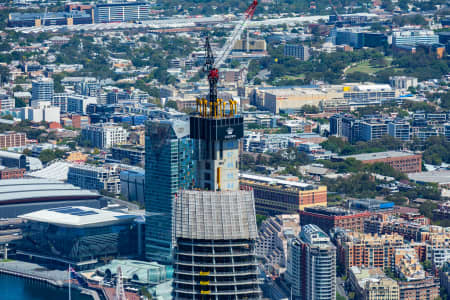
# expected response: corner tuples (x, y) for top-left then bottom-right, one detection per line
(239, 173), (327, 216)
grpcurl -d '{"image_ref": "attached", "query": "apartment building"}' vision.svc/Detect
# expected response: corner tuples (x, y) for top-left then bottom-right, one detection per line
(111, 145), (145, 166)
(81, 123), (127, 149)
(299, 206), (371, 234)
(256, 214), (300, 275)
(336, 231), (405, 271)
(31, 78), (54, 103)
(348, 266), (400, 300)
(359, 120), (388, 141)
(67, 164), (121, 195)
(67, 94), (97, 114)
(239, 173), (327, 215)
(394, 248), (439, 300)
(287, 224), (336, 300)
(388, 121), (411, 141)
(398, 279), (440, 300)
(364, 214), (428, 241)
(0, 94), (15, 112)
(0, 132), (27, 148)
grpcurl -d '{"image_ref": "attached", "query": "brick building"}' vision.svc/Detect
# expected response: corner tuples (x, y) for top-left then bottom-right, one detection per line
(336, 231), (405, 271)
(71, 115), (89, 129)
(398, 278), (439, 300)
(364, 213), (428, 241)
(299, 206), (371, 234)
(0, 168), (25, 179)
(239, 173), (327, 216)
(0, 132), (27, 148)
(339, 151), (422, 173)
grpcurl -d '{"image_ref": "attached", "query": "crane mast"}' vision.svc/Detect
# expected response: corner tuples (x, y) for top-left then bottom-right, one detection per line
(203, 0), (258, 115)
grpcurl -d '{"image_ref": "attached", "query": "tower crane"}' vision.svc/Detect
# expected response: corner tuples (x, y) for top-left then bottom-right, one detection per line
(203, 0), (258, 115)
(329, 0), (342, 22)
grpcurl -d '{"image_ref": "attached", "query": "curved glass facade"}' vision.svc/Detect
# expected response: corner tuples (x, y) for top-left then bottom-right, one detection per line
(20, 221), (138, 264)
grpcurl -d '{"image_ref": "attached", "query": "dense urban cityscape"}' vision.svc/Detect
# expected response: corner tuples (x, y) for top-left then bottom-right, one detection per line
(0, 0), (449, 299)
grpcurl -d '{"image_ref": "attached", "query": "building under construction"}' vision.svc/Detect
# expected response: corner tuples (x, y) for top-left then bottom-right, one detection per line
(172, 1), (261, 299)
(173, 191), (260, 299)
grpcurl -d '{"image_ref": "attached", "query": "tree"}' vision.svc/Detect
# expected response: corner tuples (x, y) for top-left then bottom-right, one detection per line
(139, 286), (152, 299)
(420, 200), (438, 219)
(440, 92), (450, 109)
(165, 100), (178, 110)
(39, 149), (57, 164)
(337, 293), (346, 300)
(422, 260), (432, 272)
(0, 65), (9, 84)
(15, 98), (26, 108)
(256, 214), (267, 227)
(301, 105), (319, 114)
(346, 71), (372, 83)
(381, 0), (394, 11)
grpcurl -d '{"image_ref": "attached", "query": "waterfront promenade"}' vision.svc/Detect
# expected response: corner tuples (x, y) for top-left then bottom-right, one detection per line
(0, 261), (101, 300)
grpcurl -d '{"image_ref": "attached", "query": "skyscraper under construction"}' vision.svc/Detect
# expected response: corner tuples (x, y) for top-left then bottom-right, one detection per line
(172, 33), (261, 299)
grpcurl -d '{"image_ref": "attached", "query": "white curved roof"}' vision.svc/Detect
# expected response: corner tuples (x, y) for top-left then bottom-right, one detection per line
(0, 178), (99, 204)
(28, 161), (73, 181)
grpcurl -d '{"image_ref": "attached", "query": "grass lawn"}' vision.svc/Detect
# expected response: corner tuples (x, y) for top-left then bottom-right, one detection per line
(345, 61), (380, 74)
(283, 74), (305, 80)
(345, 57), (395, 75)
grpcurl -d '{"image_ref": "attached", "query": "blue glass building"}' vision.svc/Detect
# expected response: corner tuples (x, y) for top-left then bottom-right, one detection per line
(145, 119), (195, 264)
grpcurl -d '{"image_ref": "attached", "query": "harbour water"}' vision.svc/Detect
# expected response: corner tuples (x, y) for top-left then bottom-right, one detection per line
(0, 273), (93, 300)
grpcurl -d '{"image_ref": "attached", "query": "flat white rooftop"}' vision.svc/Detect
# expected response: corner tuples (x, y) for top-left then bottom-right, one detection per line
(340, 151), (418, 161)
(19, 206), (136, 228)
(408, 170), (450, 185)
(240, 173), (311, 188)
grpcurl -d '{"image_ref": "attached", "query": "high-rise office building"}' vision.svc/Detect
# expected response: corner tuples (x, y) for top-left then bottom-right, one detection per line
(287, 224), (336, 300)
(32, 78), (54, 103)
(392, 30), (439, 47)
(172, 93), (260, 297)
(284, 44), (310, 61)
(144, 119), (195, 264)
